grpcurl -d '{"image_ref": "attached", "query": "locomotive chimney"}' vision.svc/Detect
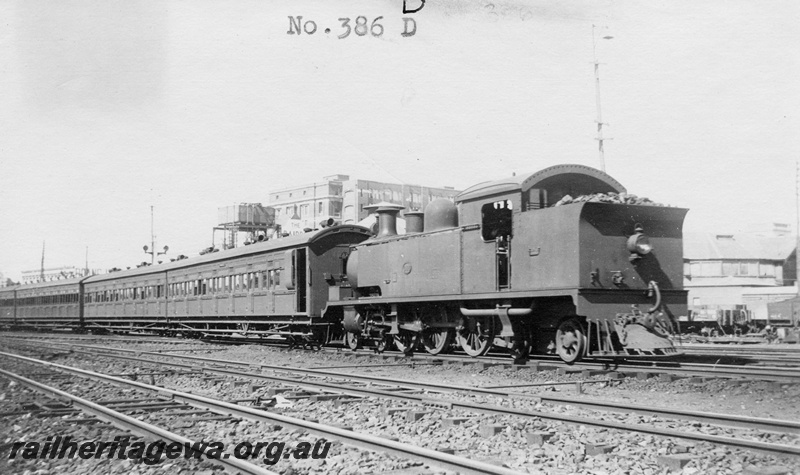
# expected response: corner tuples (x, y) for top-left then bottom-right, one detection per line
(404, 210), (425, 234)
(374, 203), (405, 238)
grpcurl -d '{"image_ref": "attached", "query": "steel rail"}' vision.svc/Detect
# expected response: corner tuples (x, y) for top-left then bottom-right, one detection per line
(6, 341), (800, 441)
(314, 344), (800, 381)
(8, 339), (800, 434)
(4, 334), (800, 381)
(53, 340), (800, 397)
(408, 351), (800, 382)
(682, 344), (800, 353)
(0, 351), (526, 475)
(0, 367), (275, 475)
(198, 360), (800, 436)
(2, 334), (196, 345)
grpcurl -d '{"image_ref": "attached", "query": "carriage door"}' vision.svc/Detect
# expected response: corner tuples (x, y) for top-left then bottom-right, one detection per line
(286, 248), (308, 313)
(481, 200), (513, 290)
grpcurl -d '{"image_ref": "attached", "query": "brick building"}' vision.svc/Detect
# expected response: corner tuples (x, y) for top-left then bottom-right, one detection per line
(267, 174), (460, 234)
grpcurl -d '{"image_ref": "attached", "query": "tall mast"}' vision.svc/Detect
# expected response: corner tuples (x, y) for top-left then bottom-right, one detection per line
(150, 205), (156, 265)
(592, 25), (613, 172)
(40, 241), (45, 282)
(143, 206), (168, 264)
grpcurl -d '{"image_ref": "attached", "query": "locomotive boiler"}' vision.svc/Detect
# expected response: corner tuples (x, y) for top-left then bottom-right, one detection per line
(328, 164), (688, 363)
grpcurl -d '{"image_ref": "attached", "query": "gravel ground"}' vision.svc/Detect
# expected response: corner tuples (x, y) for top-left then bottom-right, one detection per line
(1, 336), (799, 474)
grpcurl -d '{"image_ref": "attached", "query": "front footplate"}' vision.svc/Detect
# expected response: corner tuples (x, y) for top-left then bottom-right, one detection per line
(613, 307), (682, 357)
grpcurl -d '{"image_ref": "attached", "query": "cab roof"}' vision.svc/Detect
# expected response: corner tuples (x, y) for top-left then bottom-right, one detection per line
(456, 163), (626, 203)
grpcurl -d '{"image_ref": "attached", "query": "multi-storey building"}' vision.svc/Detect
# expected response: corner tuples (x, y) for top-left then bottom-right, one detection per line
(683, 226), (797, 321)
(20, 266), (100, 284)
(267, 174), (460, 234)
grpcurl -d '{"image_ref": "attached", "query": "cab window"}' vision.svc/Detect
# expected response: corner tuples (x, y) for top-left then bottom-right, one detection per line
(481, 200), (513, 241)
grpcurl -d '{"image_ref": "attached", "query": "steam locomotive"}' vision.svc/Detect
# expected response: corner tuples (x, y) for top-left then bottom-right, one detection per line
(0, 164), (688, 363)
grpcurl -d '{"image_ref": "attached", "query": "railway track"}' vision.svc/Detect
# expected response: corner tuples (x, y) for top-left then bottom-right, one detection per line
(2, 339), (799, 460)
(6, 331), (800, 378)
(679, 345), (800, 366)
(0, 351), (528, 475)
(4, 333), (800, 387)
(4, 332), (800, 386)
(143, 333), (800, 377)
(0, 365), (274, 474)
(322, 345), (800, 383)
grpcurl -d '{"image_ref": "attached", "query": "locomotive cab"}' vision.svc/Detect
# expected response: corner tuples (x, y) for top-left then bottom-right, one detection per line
(458, 164), (688, 361)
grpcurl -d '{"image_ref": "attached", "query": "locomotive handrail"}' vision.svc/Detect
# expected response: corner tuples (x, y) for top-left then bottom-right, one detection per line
(459, 306), (532, 317)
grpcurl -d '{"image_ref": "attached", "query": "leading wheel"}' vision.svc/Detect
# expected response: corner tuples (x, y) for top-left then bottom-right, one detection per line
(555, 319), (586, 364)
(457, 316), (496, 357)
(421, 328), (454, 355)
(375, 335), (392, 353)
(345, 332), (361, 350)
(393, 331), (420, 355)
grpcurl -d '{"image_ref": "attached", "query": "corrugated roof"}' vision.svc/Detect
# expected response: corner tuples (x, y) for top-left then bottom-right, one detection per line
(683, 232), (795, 261)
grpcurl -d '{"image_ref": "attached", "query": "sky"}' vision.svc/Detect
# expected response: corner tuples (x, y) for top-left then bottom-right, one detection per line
(0, 0), (798, 282)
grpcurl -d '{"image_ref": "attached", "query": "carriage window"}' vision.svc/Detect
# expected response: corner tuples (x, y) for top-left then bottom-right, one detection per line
(481, 200), (513, 241)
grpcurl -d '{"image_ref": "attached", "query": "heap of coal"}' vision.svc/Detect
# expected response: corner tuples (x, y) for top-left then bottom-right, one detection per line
(554, 192), (666, 207)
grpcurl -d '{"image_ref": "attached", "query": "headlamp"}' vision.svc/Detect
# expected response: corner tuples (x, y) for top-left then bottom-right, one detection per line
(627, 224), (652, 261)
